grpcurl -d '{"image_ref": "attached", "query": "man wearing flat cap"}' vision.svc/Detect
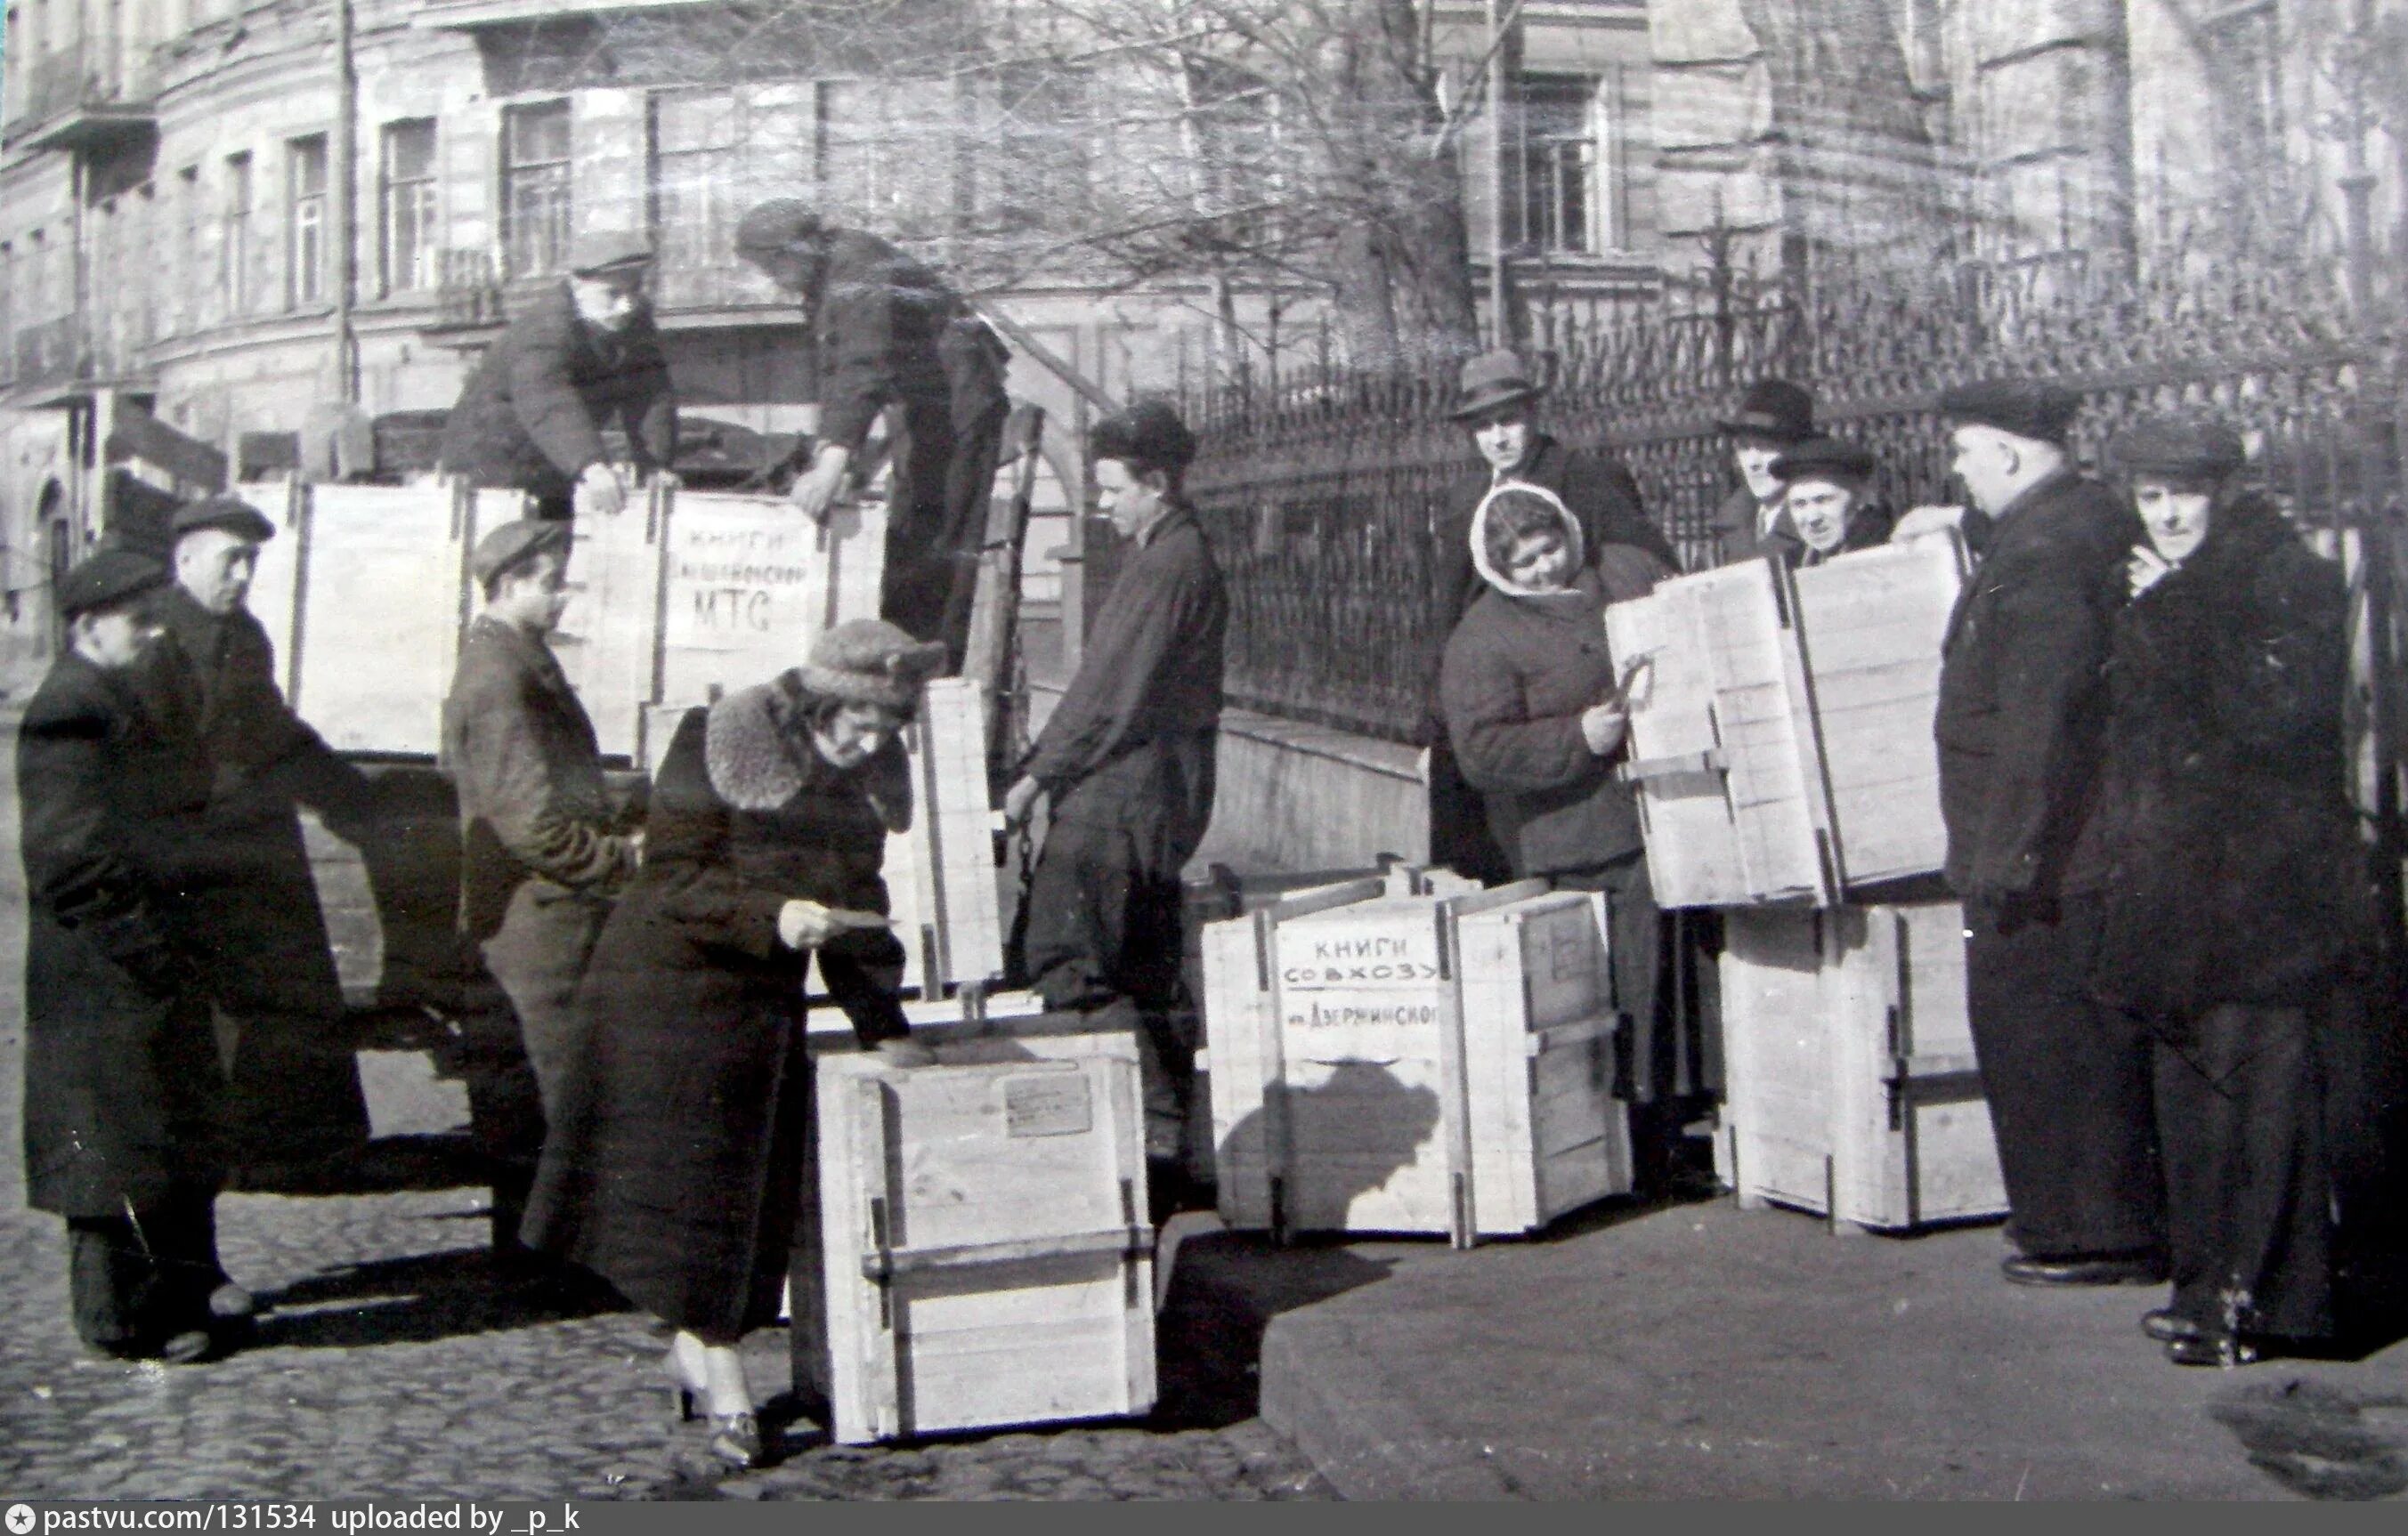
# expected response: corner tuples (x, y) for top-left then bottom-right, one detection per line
(1004, 400), (1226, 1216)
(733, 198), (1011, 665)
(1707, 378), (1821, 569)
(23, 549), (253, 1362)
(438, 230), (677, 521)
(1931, 377), (2165, 1289)
(442, 518), (642, 1267)
(128, 495), (376, 1192)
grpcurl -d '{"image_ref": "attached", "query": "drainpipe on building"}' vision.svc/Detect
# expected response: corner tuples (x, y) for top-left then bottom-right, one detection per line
(332, 0), (360, 404)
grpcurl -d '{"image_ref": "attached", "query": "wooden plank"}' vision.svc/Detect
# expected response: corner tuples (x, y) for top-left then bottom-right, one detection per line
(539, 492), (661, 764)
(235, 480), (304, 696)
(1695, 563), (1827, 904)
(1609, 587), (1752, 906)
(289, 485), (466, 756)
(1719, 908), (1835, 1214)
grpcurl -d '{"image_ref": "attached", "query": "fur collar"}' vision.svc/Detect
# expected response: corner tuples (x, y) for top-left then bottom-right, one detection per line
(705, 683), (813, 812)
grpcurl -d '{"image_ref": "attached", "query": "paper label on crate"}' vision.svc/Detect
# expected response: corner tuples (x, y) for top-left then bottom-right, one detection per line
(1276, 926), (1442, 990)
(1285, 998), (1443, 1031)
(1000, 1074), (1093, 1137)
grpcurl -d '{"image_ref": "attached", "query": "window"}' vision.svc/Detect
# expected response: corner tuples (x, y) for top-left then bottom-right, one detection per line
(223, 151), (253, 316)
(503, 101), (572, 279)
(176, 165), (201, 331)
(985, 67), (1094, 235)
(287, 134), (328, 307)
(1515, 74), (1615, 256)
(381, 118), (439, 294)
(651, 90), (737, 306)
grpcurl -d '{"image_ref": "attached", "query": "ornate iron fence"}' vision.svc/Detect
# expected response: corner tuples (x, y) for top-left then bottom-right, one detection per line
(1177, 251), (2407, 747)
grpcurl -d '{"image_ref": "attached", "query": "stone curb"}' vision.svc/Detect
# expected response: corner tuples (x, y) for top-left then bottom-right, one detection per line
(1259, 1306), (1521, 1500)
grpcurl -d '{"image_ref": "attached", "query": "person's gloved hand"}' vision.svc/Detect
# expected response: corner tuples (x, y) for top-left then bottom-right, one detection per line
(1579, 701), (1628, 757)
(577, 461), (628, 518)
(788, 444), (852, 523)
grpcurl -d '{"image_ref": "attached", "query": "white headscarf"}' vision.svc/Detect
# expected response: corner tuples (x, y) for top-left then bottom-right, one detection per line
(1468, 479), (1586, 599)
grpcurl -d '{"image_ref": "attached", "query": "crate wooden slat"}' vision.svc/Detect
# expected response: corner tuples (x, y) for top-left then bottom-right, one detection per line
(884, 677), (1005, 994)
(1202, 875), (1633, 1243)
(519, 486), (661, 764)
(288, 484), (467, 756)
(1715, 899), (2006, 1232)
(793, 1020), (1154, 1444)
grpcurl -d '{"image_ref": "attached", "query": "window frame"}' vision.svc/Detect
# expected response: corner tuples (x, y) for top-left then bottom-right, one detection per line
(379, 117), (441, 296)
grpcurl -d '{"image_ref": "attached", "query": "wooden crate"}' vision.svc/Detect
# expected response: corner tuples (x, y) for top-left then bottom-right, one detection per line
(286, 483), (470, 757)
(1715, 899), (2006, 1232)
(1201, 876), (1632, 1244)
(793, 1020), (1155, 1444)
(882, 677), (1006, 994)
(1606, 537), (1967, 908)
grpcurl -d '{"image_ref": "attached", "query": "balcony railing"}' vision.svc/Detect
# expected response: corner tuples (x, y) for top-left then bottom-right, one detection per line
(4, 43), (161, 150)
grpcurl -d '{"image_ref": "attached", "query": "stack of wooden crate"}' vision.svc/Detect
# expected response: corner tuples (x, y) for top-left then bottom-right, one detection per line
(1200, 871), (1634, 1246)
(791, 1014), (1155, 1445)
(1605, 536), (2007, 1230)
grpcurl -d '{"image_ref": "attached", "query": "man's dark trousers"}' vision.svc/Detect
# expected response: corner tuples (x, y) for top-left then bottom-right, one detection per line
(1966, 891), (2165, 1259)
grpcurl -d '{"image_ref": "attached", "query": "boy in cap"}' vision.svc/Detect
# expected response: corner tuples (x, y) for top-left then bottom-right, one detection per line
(438, 230), (677, 521)
(442, 518), (641, 1268)
(733, 197), (1011, 665)
(1004, 400), (1226, 1216)
(1931, 377), (2165, 1289)
(22, 549), (251, 1362)
(129, 494), (374, 1192)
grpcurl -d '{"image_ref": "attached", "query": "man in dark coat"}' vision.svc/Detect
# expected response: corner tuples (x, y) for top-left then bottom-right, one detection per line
(1704, 379), (1818, 570)
(127, 495), (374, 1189)
(1761, 437), (1898, 567)
(1933, 377), (2165, 1287)
(1004, 400), (1226, 1208)
(1424, 350), (1674, 885)
(438, 230), (677, 521)
(2091, 418), (2373, 1363)
(440, 518), (641, 1264)
(21, 549), (247, 1362)
(733, 198), (1012, 667)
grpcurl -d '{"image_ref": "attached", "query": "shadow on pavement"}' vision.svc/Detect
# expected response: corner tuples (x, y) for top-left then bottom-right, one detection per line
(247, 1246), (625, 1349)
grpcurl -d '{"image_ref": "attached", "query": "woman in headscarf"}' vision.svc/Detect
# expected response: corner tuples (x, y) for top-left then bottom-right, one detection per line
(1439, 482), (1676, 1150)
(2090, 416), (2375, 1367)
(523, 619), (945, 1467)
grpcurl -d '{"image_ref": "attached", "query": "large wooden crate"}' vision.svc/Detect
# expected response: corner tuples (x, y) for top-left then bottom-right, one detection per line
(1714, 899), (2007, 1232)
(1202, 876), (1633, 1244)
(793, 1019), (1155, 1444)
(1607, 536), (1966, 908)
(286, 484), (472, 756)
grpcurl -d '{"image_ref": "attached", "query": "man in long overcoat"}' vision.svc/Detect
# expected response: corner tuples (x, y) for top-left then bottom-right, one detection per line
(129, 496), (374, 1188)
(732, 198), (1012, 666)
(22, 549), (247, 1362)
(441, 518), (641, 1263)
(1425, 351), (1674, 886)
(1933, 377), (2165, 1286)
(1004, 401), (1226, 1211)
(438, 231), (677, 521)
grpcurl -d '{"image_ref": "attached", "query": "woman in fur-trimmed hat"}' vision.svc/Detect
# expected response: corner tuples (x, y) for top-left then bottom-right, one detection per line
(523, 618), (946, 1469)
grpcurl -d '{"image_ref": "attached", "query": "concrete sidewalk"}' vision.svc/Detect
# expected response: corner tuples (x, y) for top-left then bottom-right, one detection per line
(1240, 1199), (2408, 1500)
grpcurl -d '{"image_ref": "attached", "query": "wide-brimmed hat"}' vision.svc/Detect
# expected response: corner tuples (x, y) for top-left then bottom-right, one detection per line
(1718, 379), (1816, 442)
(1940, 377), (2081, 447)
(1448, 351), (1543, 423)
(2108, 416), (2248, 484)
(171, 495), (276, 545)
(797, 619), (949, 711)
(59, 547), (168, 620)
(1771, 436), (1877, 486)
(567, 230), (655, 278)
(470, 518), (573, 588)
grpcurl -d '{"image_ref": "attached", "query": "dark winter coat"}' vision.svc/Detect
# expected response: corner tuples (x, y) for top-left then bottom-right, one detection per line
(522, 683), (911, 1337)
(1439, 491), (1672, 879)
(126, 584), (372, 1163)
(1934, 469), (2143, 901)
(441, 615), (636, 945)
(799, 229), (1007, 458)
(1705, 483), (1785, 570)
(2091, 492), (2369, 1031)
(1755, 499), (1900, 568)
(1022, 508), (1227, 860)
(19, 651), (229, 1217)
(438, 281), (676, 501)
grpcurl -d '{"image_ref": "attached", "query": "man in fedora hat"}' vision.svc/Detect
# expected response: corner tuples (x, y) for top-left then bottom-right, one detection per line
(732, 197), (1011, 667)
(442, 518), (642, 1269)
(438, 229), (677, 521)
(1707, 379), (1819, 569)
(1932, 377), (2165, 1290)
(24, 548), (251, 1363)
(127, 495), (376, 1196)
(1424, 349), (1674, 884)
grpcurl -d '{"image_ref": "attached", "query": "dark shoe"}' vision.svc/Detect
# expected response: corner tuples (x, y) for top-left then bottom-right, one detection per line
(2142, 1307), (2202, 1344)
(2167, 1332), (2259, 1368)
(2002, 1252), (2168, 1287)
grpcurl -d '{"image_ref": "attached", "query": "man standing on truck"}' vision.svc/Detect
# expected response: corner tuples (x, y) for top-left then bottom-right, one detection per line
(438, 230), (677, 521)
(442, 519), (642, 1271)
(1003, 400), (1226, 1218)
(128, 495), (376, 1195)
(731, 198), (1011, 667)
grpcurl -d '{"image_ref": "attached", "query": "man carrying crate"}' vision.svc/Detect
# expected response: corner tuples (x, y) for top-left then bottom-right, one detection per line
(1930, 378), (2166, 1288)
(1003, 400), (1227, 1218)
